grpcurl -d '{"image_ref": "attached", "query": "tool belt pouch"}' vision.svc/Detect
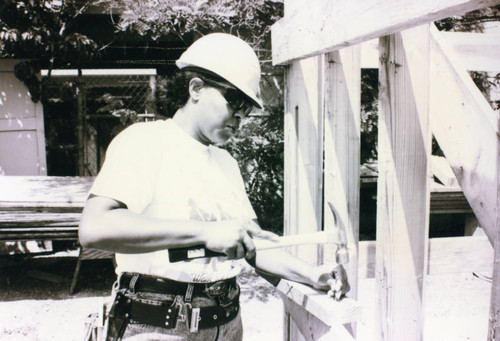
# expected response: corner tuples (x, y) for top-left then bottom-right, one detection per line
(105, 289), (181, 340)
(104, 287), (240, 340)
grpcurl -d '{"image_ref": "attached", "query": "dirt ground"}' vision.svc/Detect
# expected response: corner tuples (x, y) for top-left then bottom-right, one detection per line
(0, 253), (492, 340)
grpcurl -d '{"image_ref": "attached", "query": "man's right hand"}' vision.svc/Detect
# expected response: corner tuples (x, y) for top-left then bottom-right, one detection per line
(202, 219), (278, 260)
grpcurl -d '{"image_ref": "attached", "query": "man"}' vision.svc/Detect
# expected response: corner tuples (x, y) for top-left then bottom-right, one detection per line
(79, 33), (349, 341)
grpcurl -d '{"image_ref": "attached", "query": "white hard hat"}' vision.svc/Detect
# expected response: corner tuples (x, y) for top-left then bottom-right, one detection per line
(176, 33), (263, 109)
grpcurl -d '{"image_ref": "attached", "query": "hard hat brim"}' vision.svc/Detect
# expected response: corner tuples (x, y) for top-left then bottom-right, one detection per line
(176, 62), (263, 110)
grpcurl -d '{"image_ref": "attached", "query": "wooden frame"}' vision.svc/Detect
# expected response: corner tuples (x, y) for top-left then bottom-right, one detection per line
(273, 1), (500, 340)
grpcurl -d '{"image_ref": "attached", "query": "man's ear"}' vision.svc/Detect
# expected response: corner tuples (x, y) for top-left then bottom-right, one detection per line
(188, 77), (204, 102)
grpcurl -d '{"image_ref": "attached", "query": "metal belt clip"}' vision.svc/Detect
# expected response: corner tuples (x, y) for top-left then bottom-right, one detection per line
(173, 296), (187, 324)
(185, 283), (194, 303)
(128, 273), (140, 293)
(189, 307), (200, 333)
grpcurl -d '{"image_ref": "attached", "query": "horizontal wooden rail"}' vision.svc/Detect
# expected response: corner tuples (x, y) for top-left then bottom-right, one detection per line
(0, 228), (78, 241)
(277, 280), (361, 325)
(271, 0), (500, 64)
(277, 279), (360, 340)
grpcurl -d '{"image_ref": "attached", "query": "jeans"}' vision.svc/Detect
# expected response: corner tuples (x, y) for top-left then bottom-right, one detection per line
(120, 310), (243, 341)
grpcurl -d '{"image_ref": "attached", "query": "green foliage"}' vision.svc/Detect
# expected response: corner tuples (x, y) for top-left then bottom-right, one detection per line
(0, 0), (101, 101)
(95, 93), (138, 136)
(435, 5), (500, 32)
(360, 69), (379, 164)
(95, 0), (283, 64)
(224, 106), (284, 235)
(155, 73), (188, 118)
(0, 0), (100, 66)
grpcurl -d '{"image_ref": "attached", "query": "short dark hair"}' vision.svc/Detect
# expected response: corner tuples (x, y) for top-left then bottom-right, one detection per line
(155, 68), (231, 118)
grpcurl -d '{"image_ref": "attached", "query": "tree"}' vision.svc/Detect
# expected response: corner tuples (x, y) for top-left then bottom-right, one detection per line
(224, 106), (284, 235)
(95, 0), (284, 66)
(0, 0), (101, 101)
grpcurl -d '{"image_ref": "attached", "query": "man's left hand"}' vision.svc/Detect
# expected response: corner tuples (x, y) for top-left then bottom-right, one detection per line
(310, 264), (350, 301)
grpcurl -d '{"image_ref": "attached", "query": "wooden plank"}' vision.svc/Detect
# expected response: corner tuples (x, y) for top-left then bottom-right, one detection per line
(488, 103), (500, 340)
(280, 291), (356, 341)
(441, 31), (500, 72)
(431, 155), (458, 187)
(0, 230), (78, 241)
(277, 280), (361, 326)
(283, 56), (324, 262)
(359, 236), (493, 279)
(429, 25), (498, 244)
(360, 32), (500, 71)
(0, 176), (93, 203)
(375, 25), (431, 341)
(283, 54), (325, 341)
(271, 0), (500, 65)
(283, 55), (325, 341)
(429, 190), (473, 214)
(0, 203), (84, 210)
(0, 213), (81, 226)
(322, 46), (361, 307)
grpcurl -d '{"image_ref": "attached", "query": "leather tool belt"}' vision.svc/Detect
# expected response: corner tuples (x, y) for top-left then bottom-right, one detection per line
(106, 273), (239, 340)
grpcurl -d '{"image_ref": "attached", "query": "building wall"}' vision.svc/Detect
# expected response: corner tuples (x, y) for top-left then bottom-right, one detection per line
(0, 59), (46, 175)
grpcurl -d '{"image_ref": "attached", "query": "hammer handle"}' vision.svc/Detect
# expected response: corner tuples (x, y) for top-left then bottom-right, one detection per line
(168, 231), (333, 262)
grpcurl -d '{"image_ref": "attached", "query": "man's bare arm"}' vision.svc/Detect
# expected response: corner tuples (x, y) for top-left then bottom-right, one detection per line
(79, 195), (207, 253)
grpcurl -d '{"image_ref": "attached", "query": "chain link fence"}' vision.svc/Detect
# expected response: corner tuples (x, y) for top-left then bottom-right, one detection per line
(42, 71), (158, 176)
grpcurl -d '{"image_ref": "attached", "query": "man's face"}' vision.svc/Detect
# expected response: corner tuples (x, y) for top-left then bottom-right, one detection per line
(196, 82), (252, 145)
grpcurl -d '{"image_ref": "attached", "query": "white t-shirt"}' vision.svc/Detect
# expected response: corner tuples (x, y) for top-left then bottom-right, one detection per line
(90, 119), (256, 282)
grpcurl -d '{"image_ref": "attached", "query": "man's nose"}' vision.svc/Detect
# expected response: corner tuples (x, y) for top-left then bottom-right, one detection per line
(233, 112), (243, 121)
(231, 112), (244, 127)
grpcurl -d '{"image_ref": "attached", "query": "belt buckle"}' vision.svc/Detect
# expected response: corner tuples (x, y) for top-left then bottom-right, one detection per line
(205, 280), (228, 297)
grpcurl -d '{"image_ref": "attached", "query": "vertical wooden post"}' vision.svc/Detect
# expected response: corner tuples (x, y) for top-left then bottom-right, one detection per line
(375, 25), (431, 341)
(488, 117), (500, 340)
(75, 72), (86, 176)
(284, 56), (324, 261)
(323, 46), (361, 303)
(283, 55), (324, 341)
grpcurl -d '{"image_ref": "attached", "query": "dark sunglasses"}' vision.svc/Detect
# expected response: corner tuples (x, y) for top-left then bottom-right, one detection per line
(202, 78), (254, 115)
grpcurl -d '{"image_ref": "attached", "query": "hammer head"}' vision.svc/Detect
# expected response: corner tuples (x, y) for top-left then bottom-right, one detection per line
(327, 201), (350, 265)
(335, 244), (349, 264)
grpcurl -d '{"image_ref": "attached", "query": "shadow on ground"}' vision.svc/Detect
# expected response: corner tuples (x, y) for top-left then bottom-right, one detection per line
(0, 256), (116, 301)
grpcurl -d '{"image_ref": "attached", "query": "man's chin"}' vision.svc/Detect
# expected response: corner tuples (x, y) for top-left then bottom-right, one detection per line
(213, 131), (234, 144)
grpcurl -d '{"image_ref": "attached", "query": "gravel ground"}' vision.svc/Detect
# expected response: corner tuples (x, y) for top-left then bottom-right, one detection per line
(0, 255), (282, 341)
(0, 254), (491, 340)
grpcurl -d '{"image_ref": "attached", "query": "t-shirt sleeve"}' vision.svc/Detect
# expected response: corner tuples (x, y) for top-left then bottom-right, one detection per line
(89, 124), (157, 213)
